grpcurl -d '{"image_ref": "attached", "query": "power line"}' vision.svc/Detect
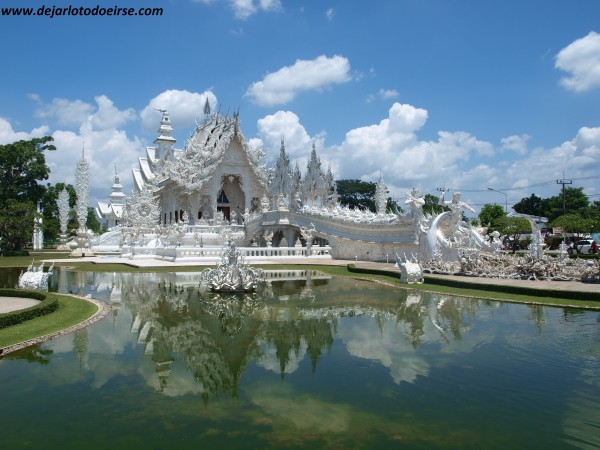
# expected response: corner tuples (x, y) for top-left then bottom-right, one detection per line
(556, 174), (573, 214)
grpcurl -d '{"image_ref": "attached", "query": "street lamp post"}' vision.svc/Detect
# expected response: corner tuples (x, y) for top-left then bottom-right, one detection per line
(487, 187), (507, 214)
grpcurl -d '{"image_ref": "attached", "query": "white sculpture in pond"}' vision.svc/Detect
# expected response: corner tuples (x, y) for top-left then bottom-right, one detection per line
(201, 239), (264, 292)
(18, 261), (54, 291)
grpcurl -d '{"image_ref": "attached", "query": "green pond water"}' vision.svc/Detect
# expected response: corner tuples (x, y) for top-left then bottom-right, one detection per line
(1, 268), (599, 449)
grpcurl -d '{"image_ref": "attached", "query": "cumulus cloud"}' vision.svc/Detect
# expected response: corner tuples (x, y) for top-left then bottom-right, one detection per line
(14, 95), (142, 204)
(210, 0), (282, 20)
(0, 118), (49, 144)
(504, 126), (600, 185)
(35, 98), (94, 126)
(246, 55), (352, 106)
(331, 103), (497, 193)
(500, 134), (530, 155)
(49, 125), (142, 204)
(366, 88), (399, 103)
(140, 89), (217, 133)
(255, 110), (325, 162)
(555, 31), (600, 92)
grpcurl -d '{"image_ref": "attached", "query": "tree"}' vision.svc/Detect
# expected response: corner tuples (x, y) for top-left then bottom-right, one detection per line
(86, 207), (101, 234)
(478, 203), (505, 232)
(513, 188), (591, 223)
(497, 216), (531, 252)
(422, 194), (448, 216)
(550, 213), (598, 238)
(513, 194), (548, 217)
(545, 187), (589, 222)
(335, 179), (377, 211)
(0, 136), (55, 204)
(0, 199), (38, 251)
(0, 136), (56, 251)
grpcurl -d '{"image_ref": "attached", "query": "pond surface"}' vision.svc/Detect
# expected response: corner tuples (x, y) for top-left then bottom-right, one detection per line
(1, 268), (599, 449)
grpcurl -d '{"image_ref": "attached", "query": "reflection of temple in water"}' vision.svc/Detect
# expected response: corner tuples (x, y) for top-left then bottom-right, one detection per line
(53, 269), (487, 397)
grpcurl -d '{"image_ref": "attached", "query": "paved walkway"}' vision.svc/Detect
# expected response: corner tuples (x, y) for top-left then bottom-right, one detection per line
(0, 296), (40, 314)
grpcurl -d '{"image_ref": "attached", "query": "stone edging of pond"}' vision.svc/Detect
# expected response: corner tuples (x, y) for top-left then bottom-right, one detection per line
(0, 295), (112, 357)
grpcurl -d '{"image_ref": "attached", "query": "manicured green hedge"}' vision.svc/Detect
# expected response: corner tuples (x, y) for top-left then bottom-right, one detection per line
(347, 264), (400, 279)
(423, 276), (600, 302)
(0, 289), (59, 329)
(0, 250), (30, 257)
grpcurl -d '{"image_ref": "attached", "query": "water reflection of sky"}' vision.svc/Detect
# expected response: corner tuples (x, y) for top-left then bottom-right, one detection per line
(1, 267), (600, 449)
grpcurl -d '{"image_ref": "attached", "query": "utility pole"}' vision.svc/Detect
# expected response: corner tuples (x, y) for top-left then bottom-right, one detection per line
(556, 173), (572, 215)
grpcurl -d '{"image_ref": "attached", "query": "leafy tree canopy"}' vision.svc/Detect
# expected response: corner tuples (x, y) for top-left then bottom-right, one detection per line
(423, 193), (449, 216)
(478, 203), (505, 232)
(513, 187), (590, 222)
(0, 136), (55, 204)
(0, 136), (55, 251)
(512, 194), (548, 217)
(0, 199), (38, 251)
(550, 213), (599, 236)
(335, 179), (376, 212)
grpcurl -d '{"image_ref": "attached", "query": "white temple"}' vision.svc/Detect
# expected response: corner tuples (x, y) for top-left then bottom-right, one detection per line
(96, 168), (126, 229)
(81, 103), (600, 282)
(89, 103), (502, 268)
(130, 105), (268, 226)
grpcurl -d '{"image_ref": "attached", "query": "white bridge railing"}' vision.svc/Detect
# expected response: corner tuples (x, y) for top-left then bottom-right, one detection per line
(123, 245), (331, 261)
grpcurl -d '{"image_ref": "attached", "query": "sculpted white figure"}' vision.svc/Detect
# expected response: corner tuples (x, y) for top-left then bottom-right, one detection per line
(18, 262), (54, 291)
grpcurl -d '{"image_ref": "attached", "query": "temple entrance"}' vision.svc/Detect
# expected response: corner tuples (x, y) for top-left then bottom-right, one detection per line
(217, 206), (230, 221)
(218, 174), (245, 224)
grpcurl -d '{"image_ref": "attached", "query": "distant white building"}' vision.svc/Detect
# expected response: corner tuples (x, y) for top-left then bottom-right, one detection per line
(96, 170), (126, 230)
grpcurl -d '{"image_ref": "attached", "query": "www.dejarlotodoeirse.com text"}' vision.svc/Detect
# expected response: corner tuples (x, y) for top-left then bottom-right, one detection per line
(2, 4), (163, 18)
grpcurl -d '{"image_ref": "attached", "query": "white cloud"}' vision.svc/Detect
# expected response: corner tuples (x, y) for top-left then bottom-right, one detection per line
(228, 0), (281, 19)
(84, 96), (136, 131)
(325, 7), (334, 20)
(555, 31), (600, 92)
(256, 110), (323, 159)
(378, 88), (399, 100)
(366, 88), (399, 103)
(23, 95), (144, 204)
(49, 126), (142, 204)
(246, 55), (352, 106)
(505, 126), (600, 183)
(325, 102), (495, 198)
(140, 89), (217, 133)
(35, 98), (95, 127)
(0, 118), (49, 144)
(500, 134), (530, 155)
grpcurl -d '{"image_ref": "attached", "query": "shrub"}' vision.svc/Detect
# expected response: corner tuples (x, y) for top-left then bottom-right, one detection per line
(347, 264), (400, 279)
(0, 289), (59, 329)
(545, 235), (563, 250)
(423, 276), (600, 302)
(0, 250), (30, 257)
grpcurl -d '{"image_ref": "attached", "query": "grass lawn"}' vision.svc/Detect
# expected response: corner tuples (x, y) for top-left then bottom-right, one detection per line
(0, 251), (71, 268)
(0, 294), (98, 348)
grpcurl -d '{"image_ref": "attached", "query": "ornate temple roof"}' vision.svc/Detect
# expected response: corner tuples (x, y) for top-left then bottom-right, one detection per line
(153, 110), (268, 194)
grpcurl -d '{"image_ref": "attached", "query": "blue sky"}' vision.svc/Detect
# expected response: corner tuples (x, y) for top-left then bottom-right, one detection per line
(2, 0), (600, 215)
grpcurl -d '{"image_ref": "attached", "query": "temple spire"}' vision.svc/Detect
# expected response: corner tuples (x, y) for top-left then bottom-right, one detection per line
(154, 109), (176, 160)
(203, 97), (211, 116)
